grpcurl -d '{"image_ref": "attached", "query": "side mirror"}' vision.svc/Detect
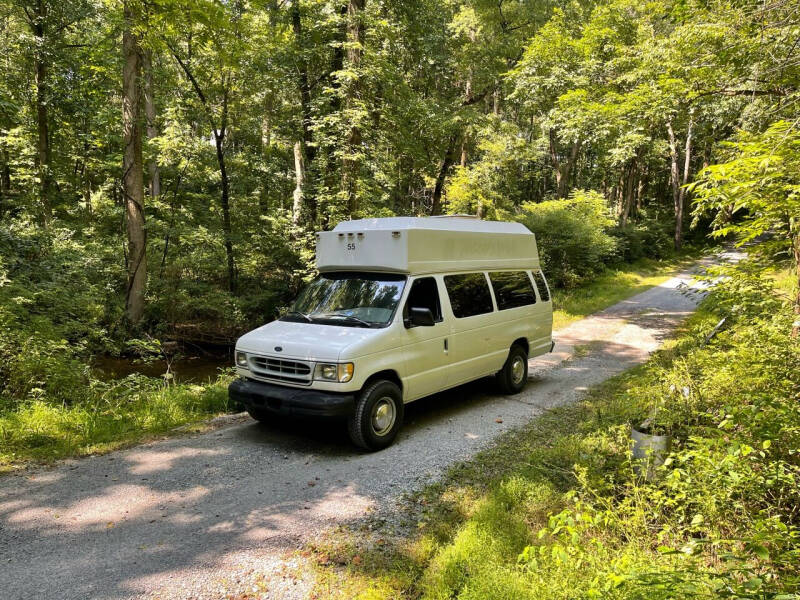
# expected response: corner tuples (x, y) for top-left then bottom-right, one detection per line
(405, 307), (436, 328)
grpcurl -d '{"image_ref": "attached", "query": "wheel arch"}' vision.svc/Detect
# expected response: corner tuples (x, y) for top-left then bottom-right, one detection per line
(512, 337), (529, 355)
(361, 369), (403, 394)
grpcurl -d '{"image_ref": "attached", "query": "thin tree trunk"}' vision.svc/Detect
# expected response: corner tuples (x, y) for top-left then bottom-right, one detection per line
(341, 0), (365, 217)
(677, 117), (694, 249)
(431, 134), (457, 216)
(667, 117), (693, 250)
(259, 96), (272, 214)
(30, 2), (52, 223)
(635, 167), (647, 213)
(549, 129), (581, 198)
(142, 49), (161, 200)
(0, 147), (10, 195)
(291, 0), (316, 224)
(666, 120), (681, 250)
(619, 161), (637, 226)
(791, 220), (800, 338)
(214, 130), (235, 293)
(168, 46), (236, 293)
(292, 141), (305, 225)
(122, 0), (147, 324)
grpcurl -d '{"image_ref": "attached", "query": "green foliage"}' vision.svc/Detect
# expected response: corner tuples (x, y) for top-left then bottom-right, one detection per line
(520, 190), (618, 288)
(309, 263), (800, 599)
(692, 121), (800, 316)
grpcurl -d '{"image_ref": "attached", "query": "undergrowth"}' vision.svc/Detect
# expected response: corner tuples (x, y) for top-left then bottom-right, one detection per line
(310, 264), (800, 600)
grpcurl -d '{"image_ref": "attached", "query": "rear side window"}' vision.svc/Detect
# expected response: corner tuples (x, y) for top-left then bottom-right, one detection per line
(444, 273), (494, 318)
(489, 271), (537, 310)
(532, 270), (550, 302)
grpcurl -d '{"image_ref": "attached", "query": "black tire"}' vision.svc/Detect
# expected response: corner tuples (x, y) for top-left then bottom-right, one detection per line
(246, 406), (271, 422)
(347, 379), (404, 451)
(496, 345), (528, 395)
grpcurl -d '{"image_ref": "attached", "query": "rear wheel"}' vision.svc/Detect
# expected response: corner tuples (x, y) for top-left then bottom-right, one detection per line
(348, 380), (404, 450)
(496, 345), (528, 394)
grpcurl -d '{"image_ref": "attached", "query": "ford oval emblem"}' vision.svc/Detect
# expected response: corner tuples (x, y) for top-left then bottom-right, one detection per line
(274, 346), (283, 352)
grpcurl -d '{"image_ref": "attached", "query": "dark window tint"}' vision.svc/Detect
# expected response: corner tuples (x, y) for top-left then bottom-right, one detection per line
(405, 277), (442, 322)
(444, 273), (494, 318)
(532, 271), (550, 302)
(489, 271), (537, 310)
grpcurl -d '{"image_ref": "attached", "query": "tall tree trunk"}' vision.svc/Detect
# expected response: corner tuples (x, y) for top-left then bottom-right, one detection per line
(549, 129), (580, 198)
(122, 1), (147, 324)
(214, 130), (235, 293)
(259, 95), (273, 214)
(431, 134), (457, 216)
(292, 140), (305, 225)
(666, 120), (681, 249)
(0, 147), (10, 195)
(619, 161), (637, 226)
(142, 49), (161, 200)
(291, 0), (316, 225)
(667, 117), (693, 250)
(791, 219), (800, 338)
(167, 46), (236, 293)
(31, 2), (52, 223)
(678, 117), (694, 248)
(341, 0), (365, 217)
(635, 167), (647, 213)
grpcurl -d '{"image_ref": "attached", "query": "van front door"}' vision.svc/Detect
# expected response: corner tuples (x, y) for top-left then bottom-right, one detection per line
(401, 276), (451, 401)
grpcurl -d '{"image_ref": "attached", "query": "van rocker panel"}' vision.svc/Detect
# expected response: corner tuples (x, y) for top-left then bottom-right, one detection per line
(229, 378), (355, 417)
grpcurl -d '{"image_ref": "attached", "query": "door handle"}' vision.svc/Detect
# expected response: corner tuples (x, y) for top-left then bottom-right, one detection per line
(444, 338), (448, 352)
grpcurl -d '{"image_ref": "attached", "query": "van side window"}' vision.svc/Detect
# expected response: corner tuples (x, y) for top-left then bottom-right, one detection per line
(489, 271), (537, 310)
(405, 277), (442, 322)
(444, 273), (494, 318)
(531, 270), (550, 302)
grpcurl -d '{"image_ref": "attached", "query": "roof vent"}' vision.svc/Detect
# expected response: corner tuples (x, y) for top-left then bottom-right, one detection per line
(430, 214), (479, 220)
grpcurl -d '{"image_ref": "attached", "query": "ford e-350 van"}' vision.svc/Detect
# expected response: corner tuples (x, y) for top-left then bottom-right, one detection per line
(229, 216), (553, 450)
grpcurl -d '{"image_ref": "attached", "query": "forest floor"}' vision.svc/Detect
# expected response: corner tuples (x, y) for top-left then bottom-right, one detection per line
(0, 250), (738, 600)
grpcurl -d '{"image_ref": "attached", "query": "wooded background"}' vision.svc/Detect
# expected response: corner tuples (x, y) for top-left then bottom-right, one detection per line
(0, 0), (798, 347)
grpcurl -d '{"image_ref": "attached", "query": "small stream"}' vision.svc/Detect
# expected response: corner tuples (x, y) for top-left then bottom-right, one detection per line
(93, 352), (233, 384)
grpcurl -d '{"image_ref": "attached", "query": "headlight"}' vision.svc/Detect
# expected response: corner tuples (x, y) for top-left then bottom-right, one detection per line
(314, 362), (354, 383)
(236, 351), (248, 367)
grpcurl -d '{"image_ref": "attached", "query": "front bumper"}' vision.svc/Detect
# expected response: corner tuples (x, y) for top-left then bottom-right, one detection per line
(229, 378), (355, 417)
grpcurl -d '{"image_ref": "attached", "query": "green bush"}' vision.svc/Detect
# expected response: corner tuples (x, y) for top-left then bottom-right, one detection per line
(609, 215), (675, 262)
(519, 190), (618, 288)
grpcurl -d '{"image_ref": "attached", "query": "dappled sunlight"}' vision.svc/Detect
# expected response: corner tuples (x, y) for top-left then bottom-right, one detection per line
(126, 447), (228, 475)
(0, 256), (720, 599)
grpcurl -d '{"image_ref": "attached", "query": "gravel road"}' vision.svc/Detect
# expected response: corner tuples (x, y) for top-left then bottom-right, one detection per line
(0, 252), (738, 600)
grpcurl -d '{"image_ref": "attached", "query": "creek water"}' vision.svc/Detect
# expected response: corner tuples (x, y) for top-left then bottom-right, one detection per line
(93, 352), (233, 384)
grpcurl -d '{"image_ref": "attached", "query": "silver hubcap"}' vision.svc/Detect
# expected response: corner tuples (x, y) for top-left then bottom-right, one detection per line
(511, 356), (526, 385)
(371, 397), (396, 436)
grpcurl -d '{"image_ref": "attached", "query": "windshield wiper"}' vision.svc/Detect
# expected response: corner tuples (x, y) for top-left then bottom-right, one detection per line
(283, 310), (313, 323)
(318, 313), (373, 328)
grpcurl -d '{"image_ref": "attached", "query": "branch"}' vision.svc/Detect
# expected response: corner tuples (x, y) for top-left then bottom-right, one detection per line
(164, 38), (219, 135)
(693, 87), (794, 99)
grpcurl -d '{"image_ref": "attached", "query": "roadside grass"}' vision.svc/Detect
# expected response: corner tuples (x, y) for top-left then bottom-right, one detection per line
(309, 268), (799, 600)
(0, 248), (707, 472)
(552, 248), (709, 330)
(0, 373), (235, 471)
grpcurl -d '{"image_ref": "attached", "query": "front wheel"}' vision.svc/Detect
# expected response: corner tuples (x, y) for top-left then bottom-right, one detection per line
(347, 380), (404, 451)
(496, 345), (528, 394)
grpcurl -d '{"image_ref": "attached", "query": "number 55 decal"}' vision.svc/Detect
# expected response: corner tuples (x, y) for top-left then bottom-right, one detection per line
(347, 243), (356, 250)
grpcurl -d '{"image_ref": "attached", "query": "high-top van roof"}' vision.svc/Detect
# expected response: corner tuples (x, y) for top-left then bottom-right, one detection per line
(316, 216), (539, 274)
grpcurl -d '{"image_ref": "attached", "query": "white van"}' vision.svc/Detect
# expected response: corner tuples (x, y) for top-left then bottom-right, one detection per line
(229, 216), (553, 450)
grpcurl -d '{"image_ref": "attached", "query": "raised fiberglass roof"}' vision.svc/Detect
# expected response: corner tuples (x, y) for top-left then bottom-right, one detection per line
(317, 216), (540, 275)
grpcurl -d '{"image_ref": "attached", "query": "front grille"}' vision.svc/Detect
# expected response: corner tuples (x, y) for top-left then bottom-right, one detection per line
(249, 355), (312, 384)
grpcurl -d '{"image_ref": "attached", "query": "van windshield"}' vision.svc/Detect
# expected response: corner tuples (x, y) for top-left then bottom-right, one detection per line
(283, 273), (407, 327)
